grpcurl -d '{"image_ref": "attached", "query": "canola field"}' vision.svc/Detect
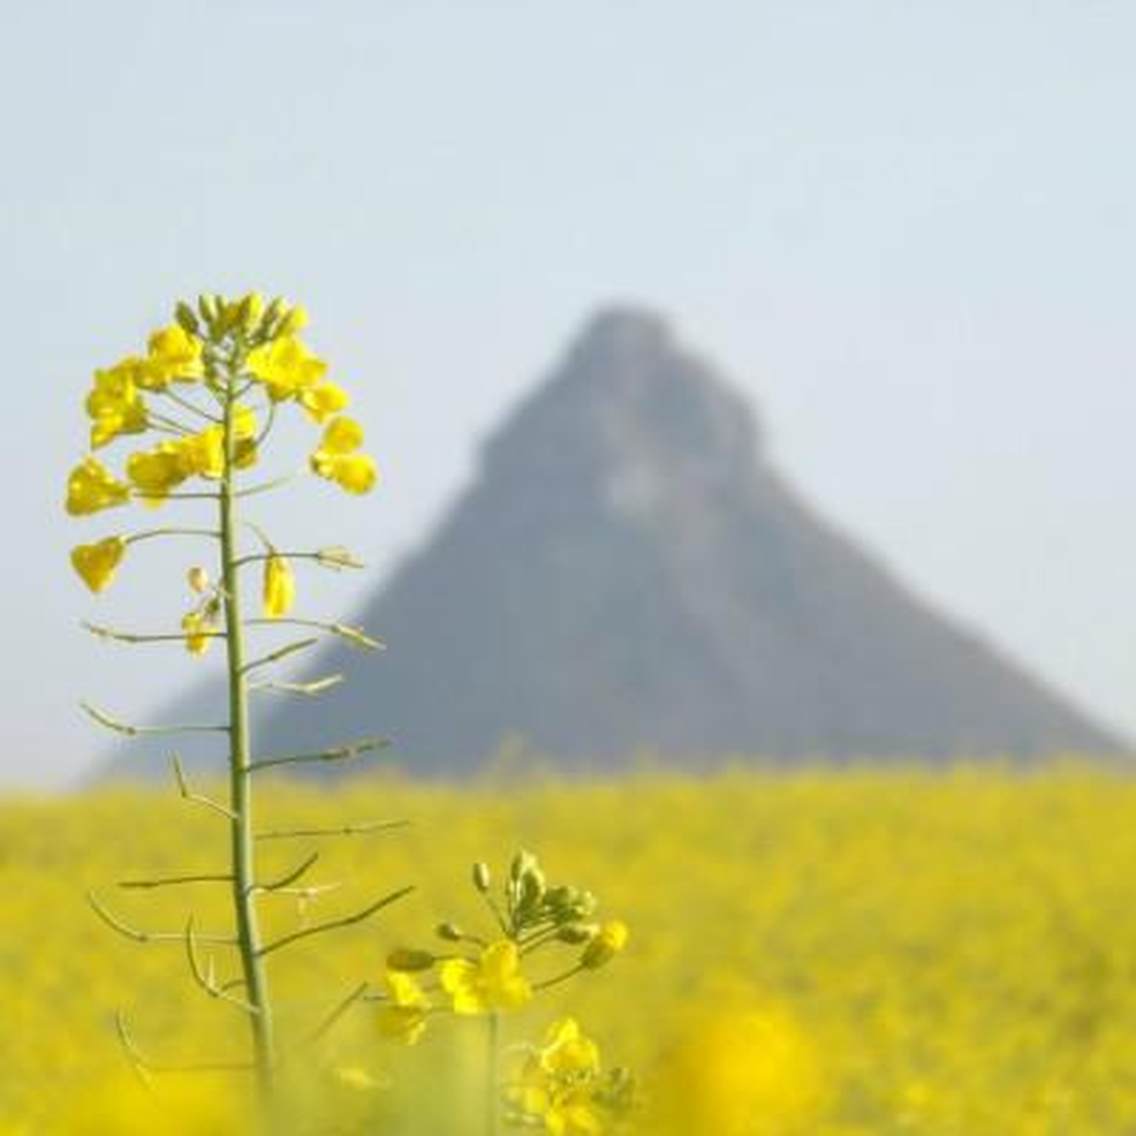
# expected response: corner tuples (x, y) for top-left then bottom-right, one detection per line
(3, 765), (1136, 1134)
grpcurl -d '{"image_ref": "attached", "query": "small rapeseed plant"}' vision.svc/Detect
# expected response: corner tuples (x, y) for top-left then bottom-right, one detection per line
(374, 850), (634, 1133)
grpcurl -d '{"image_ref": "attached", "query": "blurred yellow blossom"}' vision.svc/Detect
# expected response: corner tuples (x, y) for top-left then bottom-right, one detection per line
(377, 970), (430, 1046)
(440, 940), (532, 1015)
(581, 921), (629, 970)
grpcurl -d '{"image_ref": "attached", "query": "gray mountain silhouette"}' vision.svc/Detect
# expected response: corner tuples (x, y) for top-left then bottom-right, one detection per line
(107, 307), (1123, 778)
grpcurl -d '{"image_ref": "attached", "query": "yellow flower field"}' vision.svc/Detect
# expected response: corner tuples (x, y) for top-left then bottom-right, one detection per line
(2, 765), (1135, 1134)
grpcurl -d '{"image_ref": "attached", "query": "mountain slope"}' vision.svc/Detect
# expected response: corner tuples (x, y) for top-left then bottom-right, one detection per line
(107, 307), (1123, 777)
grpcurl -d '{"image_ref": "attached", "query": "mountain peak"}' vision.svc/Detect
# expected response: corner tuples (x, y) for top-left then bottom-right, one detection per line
(483, 306), (764, 499)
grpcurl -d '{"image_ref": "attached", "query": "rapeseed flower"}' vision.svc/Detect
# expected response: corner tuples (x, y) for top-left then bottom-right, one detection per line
(310, 416), (378, 494)
(440, 940), (532, 1015)
(540, 1018), (601, 1078)
(506, 1020), (617, 1135)
(181, 611), (213, 656)
(70, 537), (126, 593)
(65, 457), (130, 516)
(298, 380), (350, 424)
(125, 443), (188, 506)
(143, 325), (204, 387)
(376, 970), (429, 1045)
(246, 335), (327, 401)
(175, 427), (225, 479)
(86, 363), (148, 448)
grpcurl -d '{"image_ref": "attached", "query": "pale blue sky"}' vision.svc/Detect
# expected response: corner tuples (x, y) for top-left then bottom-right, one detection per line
(4, 1), (1134, 785)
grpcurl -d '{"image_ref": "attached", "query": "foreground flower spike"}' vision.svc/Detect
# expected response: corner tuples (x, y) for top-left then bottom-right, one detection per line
(67, 291), (402, 1104)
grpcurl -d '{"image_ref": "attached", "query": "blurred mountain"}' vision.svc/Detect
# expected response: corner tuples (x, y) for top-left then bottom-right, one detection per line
(104, 307), (1123, 779)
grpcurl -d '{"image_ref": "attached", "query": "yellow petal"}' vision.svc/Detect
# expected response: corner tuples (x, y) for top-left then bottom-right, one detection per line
(65, 457), (130, 517)
(320, 416), (365, 454)
(331, 454), (378, 495)
(262, 555), (295, 619)
(70, 537), (126, 593)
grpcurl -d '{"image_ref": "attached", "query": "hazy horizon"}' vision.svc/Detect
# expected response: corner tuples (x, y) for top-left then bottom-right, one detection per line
(5, 1), (1135, 785)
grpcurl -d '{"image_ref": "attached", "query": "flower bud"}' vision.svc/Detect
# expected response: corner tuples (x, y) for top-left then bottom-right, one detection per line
(385, 948), (435, 973)
(556, 922), (598, 945)
(238, 291), (265, 331)
(175, 302), (200, 335)
(517, 865), (546, 914)
(280, 304), (308, 334)
(217, 297), (241, 332)
(316, 545), (365, 570)
(544, 885), (578, 916)
(435, 922), (464, 942)
(187, 566), (210, 594)
(580, 920), (629, 970)
(573, 890), (599, 919)
(197, 293), (219, 327)
(510, 850), (539, 883)
(259, 296), (285, 337)
(472, 862), (492, 893)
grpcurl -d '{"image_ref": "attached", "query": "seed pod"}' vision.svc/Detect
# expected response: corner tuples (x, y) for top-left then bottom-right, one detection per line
(279, 304), (308, 334)
(242, 292), (264, 325)
(580, 920), (629, 970)
(316, 545), (365, 570)
(435, 922), (464, 942)
(572, 890), (599, 919)
(385, 948), (435, 973)
(175, 302), (199, 335)
(510, 850), (539, 883)
(472, 862), (492, 893)
(556, 922), (598, 945)
(517, 865), (546, 914)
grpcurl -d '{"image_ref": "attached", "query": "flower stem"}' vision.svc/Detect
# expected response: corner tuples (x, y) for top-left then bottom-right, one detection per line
(487, 1011), (500, 1136)
(219, 359), (276, 1095)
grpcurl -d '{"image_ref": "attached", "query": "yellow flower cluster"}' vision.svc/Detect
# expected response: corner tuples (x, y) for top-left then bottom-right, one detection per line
(506, 1019), (633, 1135)
(63, 294), (378, 651)
(9, 770), (1136, 1131)
(379, 851), (629, 1061)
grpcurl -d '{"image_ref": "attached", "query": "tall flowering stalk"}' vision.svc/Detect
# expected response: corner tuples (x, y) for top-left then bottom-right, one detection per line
(66, 293), (409, 1097)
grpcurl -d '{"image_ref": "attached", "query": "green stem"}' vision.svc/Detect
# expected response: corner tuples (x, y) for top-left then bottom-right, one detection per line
(220, 360), (276, 1095)
(487, 1011), (500, 1136)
